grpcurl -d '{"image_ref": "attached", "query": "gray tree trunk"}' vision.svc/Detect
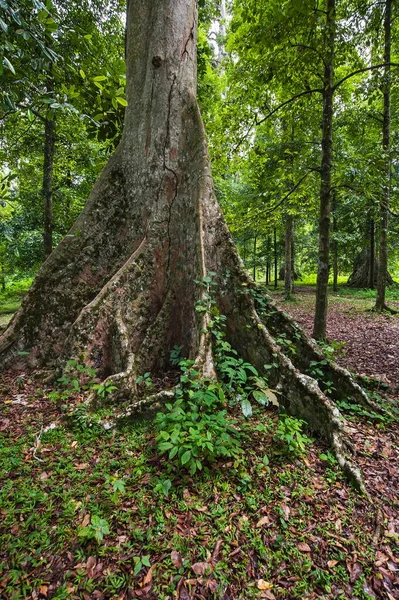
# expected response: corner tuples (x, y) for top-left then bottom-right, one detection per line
(375, 0), (391, 311)
(313, 0), (335, 339)
(0, 0), (376, 491)
(284, 214), (293, 300)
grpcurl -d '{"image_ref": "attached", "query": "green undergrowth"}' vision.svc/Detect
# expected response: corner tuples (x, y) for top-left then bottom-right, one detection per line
(0, 400), (379, 600)
(0, 276), (32, 315)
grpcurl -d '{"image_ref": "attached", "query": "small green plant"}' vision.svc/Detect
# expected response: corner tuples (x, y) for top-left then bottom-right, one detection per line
(275, 333), (296, 356)
(153, 478), (172, 497)
(274, 414), (312, 456)
(132, 555), (151, 576)
(135, 372), (153, 390)
(155, 363), (242, 475)
(91, 379), (118, 399)
(78, 515), (110, 544)
(308, 359), (328, 380)
(105, 475), (126, 502)
(156, 274), (279, 475)
(58, 359), (97, 393)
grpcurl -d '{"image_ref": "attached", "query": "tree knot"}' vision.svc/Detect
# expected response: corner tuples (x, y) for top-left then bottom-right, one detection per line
(152, 56), (163, 68)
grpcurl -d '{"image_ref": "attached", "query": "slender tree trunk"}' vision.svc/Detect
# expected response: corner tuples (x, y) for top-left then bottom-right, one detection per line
(217, 0), (227, 63)
(266, 235), (271, 285)
(274, 227), (278, 288)
(0, 266), (5, 292)
(369, 217), (375, 289)
(332, 193), (338, 292)
(42, 116), (56, 258)
(375, 0), (391, 311)
(252, 235), (257, 281)
(291, 223), (295, 294)
(285, 214), (293, 300)
(313, 0), (335, 339)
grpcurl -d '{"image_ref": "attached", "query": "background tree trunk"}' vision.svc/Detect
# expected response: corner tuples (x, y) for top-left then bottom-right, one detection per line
(252, 235), (257, 280)
(332, 193), (338, 292)
(375, 0), (391, 311)
(313, 0), (335, 339)
(368, 216), (375, 289)
(42, 116), (56, 259)
(284, 214), (293, 300)
(274, 226), (278, 288)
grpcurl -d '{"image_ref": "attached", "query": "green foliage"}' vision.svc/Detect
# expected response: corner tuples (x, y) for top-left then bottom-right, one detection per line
(153, 478), (172, 498)
(274, 414), (312, 456)
(156, 275), (281, 476)
(132, 555), (151, 576)
(155, 362), (242, 476)
(78, 514), (110, 544)
(105, 475), (126, 502)
(57, 359), (97, 394)
(135, 372), (153, 390)
(91, 380), (118, 399)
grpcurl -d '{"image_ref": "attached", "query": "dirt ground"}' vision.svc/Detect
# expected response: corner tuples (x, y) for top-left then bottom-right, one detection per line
(273, 287), (399, 388)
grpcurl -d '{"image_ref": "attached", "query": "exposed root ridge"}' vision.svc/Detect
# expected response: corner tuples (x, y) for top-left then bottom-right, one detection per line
(251, 311), (366, 493)
(97, 389), (176, 430)
(257, 292), (387, 415)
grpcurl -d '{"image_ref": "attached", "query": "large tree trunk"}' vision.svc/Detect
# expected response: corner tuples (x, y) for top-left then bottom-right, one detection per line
(375, 0), (391, 311)
(0, 0), (377, 491)
(313, 0), (335, 340)
(347, 248), (394, 288)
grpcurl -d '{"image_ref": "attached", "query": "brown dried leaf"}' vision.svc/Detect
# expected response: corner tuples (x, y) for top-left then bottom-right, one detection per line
(327, 560), (339, 569)
(256, 516), (270, 528)
(171, 550), (183, 568)
(211, 540), (223, 564)
(260, 591), (276, 600)
(86, 556), (96, 577)
(143, 564), (156, 585)
(191, 561), (211, 576)
(257, 579), (273, 590)
(297, 542), (311, 553)
(81, 513), (90, 527)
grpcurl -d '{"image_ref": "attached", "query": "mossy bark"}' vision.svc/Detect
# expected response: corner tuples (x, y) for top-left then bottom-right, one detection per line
(0, 0), (372, 492)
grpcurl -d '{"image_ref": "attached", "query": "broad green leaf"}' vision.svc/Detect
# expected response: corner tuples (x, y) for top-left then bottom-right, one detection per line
(241, 398), (252, 418)
(181, 450), (191, 465)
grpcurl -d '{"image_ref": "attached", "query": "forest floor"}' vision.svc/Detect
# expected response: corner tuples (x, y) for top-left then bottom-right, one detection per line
(0, 285), (398, 600)
(270, 285), (399, 388)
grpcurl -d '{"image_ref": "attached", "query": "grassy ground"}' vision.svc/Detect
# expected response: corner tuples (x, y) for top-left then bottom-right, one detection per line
(1, 276), (398, 599)
(0, 372), (398, 599)
(0, 277), (32, 329)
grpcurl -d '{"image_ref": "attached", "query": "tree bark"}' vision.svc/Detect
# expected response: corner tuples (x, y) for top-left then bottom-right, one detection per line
(332, 194), (338, 292)
(284, 214), (293, 300)
(252, 235), (257, 281)
(369, 217), (375, 290)
(375, 0), (391, 311)
(313, 0), (335, 339)
(42, 116), (56, 258)
(274, 226), (278, 288)
(0, 0), (375, 491)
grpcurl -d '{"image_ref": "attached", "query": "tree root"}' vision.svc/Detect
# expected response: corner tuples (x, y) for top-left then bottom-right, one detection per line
(370, 304), (398, 315)
(255, 292), (389, 416)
